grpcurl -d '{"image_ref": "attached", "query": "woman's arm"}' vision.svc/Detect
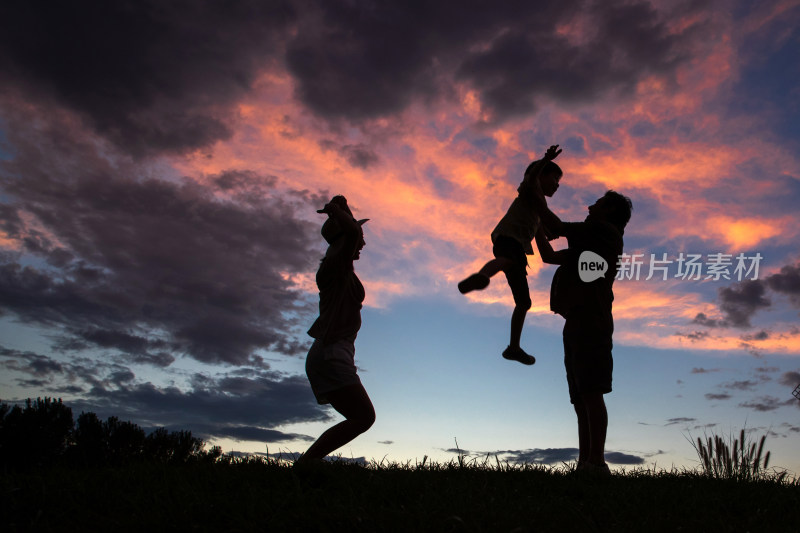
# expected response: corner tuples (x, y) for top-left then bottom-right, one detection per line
(317, 198), (361, 282)
(534, 227), (567, 265)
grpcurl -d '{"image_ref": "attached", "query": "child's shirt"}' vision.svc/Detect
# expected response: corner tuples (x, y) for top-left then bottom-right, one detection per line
(491, 195), (540, 254)
(491, 160), (546, 254)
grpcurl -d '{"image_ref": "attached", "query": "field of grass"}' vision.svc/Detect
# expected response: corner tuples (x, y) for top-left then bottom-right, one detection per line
(3, 457), (799, 532)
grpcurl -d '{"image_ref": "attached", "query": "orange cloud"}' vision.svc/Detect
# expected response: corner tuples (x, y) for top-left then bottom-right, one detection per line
(618, 326), (800, 357)
(704, 215), (791, 250)
(165, 35), (800, 361)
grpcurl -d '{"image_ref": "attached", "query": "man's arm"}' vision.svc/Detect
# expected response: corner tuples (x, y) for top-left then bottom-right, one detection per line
(537, 204), (564, 237)
(534, 227), (567, 265)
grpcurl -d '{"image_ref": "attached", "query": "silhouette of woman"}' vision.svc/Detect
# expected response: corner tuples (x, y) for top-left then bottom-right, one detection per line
(296, 195), (375, 465)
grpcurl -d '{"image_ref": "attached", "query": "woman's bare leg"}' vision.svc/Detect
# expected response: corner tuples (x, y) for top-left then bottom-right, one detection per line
(298, 383), (375, 463)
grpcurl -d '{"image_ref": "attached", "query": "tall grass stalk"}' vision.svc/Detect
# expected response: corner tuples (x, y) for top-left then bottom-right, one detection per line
(690, 428), (785, 482)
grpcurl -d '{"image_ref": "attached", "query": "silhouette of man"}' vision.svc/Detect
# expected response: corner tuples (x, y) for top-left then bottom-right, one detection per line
(534, 190), (632, 474)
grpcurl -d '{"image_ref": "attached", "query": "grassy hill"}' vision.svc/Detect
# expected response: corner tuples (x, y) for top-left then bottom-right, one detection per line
(3, 458), (799, 532)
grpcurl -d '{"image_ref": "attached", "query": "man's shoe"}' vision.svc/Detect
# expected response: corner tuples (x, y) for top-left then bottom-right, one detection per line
(577, 462), (612, 477)
(458, 273), (490, 294)
(502, 345), (536, 365)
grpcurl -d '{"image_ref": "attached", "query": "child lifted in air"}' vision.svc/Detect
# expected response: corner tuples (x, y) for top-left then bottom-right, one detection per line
(458, 144), (563, 365)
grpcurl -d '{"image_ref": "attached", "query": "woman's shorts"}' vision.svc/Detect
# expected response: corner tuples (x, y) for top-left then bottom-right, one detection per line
(563, 306), (614, 404)
(305, 337), (362, 404)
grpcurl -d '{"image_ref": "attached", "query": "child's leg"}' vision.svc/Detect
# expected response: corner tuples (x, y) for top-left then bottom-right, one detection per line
(458, 257), (518, 294)
(510, 305), (527, 348)
(478, 257), (516, 279)
(503, 266), (532, 349)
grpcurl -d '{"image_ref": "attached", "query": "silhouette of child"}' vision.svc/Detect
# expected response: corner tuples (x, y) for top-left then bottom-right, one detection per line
(535, 190), (633, 475)
(458, 145), (563, 365)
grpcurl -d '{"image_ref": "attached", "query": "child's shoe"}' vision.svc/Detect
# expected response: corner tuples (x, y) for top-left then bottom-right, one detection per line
(502, 345), (536, 365)
(458, 273), (490, 294)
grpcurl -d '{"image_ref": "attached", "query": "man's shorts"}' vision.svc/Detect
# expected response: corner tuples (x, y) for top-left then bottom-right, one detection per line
(305, 336), (362, 404)
(563, 306), (614, 404)
(492, 234), (530, 308)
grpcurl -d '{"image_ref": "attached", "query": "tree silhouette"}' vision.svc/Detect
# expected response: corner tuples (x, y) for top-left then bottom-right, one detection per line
(0, 397), (220, 469)
(0, 397), (73, 468)
(72, 411), (105, 465)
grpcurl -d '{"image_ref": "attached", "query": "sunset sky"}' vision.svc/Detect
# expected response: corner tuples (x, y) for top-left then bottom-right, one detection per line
(1, 0), (799, 473)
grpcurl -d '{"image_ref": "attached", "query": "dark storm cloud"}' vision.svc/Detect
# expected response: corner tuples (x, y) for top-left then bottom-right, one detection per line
(691, 367), (721, 374)
(1, 346), (135, 392)
(665, 417), (696, 426)
(444, 447), (470, 455)
(778, 371), (800, 387)
(70, 371), (329, 438)
(478, 448), (646, 466)
(0, 0), (296, 155)
(717, 281), (771, 328)
(0, 346), (64, 377)
(691, 263), (800, 330)
(704, 393), (731, 401)
(754, 366), (779, 373)
(676, 329), (711, 341)
(198, 425), (314, 443)
(285, 0), (709, 124)
(1, 0), (712, 143)
(740, 330), (769, 341)
(1, 346), (327, 440)
(455, 2), (696, 121)
(498, 448), (579, 464)
(691, 313), (722, 328)
(604, 452), (645, 465)
(721, 379), (760, 391)
(0, 105), (321, 366)
(765, 263), (800, 305)
(318, 140), (380, 169)
(738, 396), (794, 412)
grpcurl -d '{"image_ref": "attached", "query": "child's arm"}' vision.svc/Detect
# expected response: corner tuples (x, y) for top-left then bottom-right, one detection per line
(519, 145), (564, 235)
(534, 227), (567, 265)
(521, 145), (562, 186)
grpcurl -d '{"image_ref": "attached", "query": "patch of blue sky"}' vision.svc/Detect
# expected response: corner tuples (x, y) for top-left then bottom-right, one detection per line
(0, 125), (11, 161)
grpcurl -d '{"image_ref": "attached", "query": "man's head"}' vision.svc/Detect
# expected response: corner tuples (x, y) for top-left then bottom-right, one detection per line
(588, 190), (633, 233)
(525, 161), (562, 197)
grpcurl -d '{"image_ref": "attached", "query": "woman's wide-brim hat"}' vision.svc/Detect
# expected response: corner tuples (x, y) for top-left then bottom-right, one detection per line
(321, 217), (369, 244)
